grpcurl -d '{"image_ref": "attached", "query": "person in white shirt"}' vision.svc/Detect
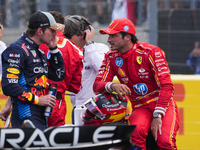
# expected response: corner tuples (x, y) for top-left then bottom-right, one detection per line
(75, 42), (109, 106)
(64, 15), (109, 123)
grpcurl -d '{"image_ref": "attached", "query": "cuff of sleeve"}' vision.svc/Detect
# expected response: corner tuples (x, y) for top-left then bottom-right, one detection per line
(154, 107), (166, 116)
(85, 41), (94, 46)
(84, 44), (95, 53)
(33, 95), (39, 105)
(49, 49), (59, 54)
(105, 82), (114, 93)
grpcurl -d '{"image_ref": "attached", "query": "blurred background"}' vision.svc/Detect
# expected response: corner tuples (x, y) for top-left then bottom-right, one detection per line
(1, 0), (200, 74)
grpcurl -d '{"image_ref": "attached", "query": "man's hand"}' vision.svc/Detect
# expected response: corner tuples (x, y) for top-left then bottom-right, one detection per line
(110, 83), (131, 97)
(84, 25), (95, 43)
(37, 95), (56, 108)
(48, 34), (58, 49)
(0, 97), (12, 121)
(151, 118), (162, 141)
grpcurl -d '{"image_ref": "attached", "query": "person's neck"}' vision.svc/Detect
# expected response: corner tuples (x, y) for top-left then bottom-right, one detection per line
(120, 43), (134, 53)
(70, 38), (86, 49)
(29, 36), (41, 46)
(80, 40), (87, 48)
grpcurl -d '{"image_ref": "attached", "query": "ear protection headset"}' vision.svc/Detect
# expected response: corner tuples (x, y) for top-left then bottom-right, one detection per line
(71, 15), (91, 31)
(64, 16), (91, 39)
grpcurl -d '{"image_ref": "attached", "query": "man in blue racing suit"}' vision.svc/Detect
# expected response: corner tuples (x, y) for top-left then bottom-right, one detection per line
(1, 11), (65, 131)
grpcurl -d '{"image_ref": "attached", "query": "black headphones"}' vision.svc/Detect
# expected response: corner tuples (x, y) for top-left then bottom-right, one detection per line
(64, 16), (91, 39)
(71, 15), (91, 31)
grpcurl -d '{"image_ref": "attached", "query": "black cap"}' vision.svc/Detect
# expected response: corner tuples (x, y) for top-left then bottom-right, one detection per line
(28, 11), (65, 32)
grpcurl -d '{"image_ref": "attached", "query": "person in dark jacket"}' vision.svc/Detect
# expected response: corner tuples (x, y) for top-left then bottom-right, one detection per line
(1, 11), (65, 131)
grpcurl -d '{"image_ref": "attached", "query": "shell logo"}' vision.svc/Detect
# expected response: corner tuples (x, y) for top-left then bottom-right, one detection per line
(7, 68), (20, 74)
(118, 68), (126, 77)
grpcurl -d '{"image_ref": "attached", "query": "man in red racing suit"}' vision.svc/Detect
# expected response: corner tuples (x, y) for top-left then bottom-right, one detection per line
(93, 18), (179, 150)
(41, 11), (83, 127)
(41, 33), (83, 126)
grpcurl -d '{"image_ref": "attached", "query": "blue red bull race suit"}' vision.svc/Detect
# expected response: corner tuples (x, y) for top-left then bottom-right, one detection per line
(1, 33), (65, 130)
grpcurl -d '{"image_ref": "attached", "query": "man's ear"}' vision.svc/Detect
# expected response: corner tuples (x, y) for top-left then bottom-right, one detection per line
(81, 32), (86, 40)
(37, 28), (43, 35)
(125, 34), (131, 41)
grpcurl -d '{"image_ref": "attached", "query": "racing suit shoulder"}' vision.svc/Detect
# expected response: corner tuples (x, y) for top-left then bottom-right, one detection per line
(1, 37), (36, 98)
(58, 37), (83, 58)
(135, 42), (166, 64)
(136, 42), (161, 54)
(56, 37), (83, 93)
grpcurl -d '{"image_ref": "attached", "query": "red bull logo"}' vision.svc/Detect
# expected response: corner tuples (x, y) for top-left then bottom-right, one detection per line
(22, 92), (32, 101)
(34, 75), (47, 88)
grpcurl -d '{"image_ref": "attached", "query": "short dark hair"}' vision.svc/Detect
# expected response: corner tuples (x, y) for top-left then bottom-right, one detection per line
(49, 11), (64, 24)
(64, 15), (91, 39)
(120, 32), (138, 44)
(25, 24), (48, 37)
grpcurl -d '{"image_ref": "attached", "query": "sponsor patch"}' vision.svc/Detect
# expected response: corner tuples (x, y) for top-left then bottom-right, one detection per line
(7, 74), (19, 79)
(9, 54), (20, 58)
(155, 52), (162, 57)
(7, 68), (20, 74)
(85, 66), (90, 70)
(156, 62), (165, 67)
(31, 50), (36, 57)
(116, 57), (123, 67)
(139, 67), (145, 73)
(8, 59), (20, 64)
(22, 92), (33, 101)
(9, 63), (19, 67)
(137, 56), (142, 64)
(133, 83), (148, 95)
(124, 26), (129, 31)
(33, 59), (40, 62)
(34, 75), (47, 88)
(118, 68), (126, 77)
(121, 78), (128, 83)
(8, 79), (18, 83)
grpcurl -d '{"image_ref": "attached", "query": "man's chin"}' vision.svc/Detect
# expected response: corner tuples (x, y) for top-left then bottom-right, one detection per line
(111, 47), (117, 51)
(110, 45), (116, 50)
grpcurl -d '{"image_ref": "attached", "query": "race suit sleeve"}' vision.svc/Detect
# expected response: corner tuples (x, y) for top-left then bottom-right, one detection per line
(150, 47), (174, 116)
(1, 46), (37, 104)
(46, 48), (65, 81)
(67, 56), (83, 94)
(93, 52), (116, 94)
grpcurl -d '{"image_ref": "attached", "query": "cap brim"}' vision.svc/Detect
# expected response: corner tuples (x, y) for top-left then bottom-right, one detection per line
(99, 28), (120, 34)
(50, 23), (65, 32)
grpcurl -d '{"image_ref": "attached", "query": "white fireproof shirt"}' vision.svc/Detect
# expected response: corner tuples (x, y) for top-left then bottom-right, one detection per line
(70, 42), (109, 107)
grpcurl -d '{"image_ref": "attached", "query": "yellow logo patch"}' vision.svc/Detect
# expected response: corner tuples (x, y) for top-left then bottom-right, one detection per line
(118, 68), (126, 77)
(7, 74), (19, 79)
(7, 68), (20, 74)
(137, 56), (142, 64)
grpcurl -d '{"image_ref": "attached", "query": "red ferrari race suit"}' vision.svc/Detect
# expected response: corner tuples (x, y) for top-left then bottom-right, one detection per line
(41, 33), (83, 126)
(93, 42), (179, 150)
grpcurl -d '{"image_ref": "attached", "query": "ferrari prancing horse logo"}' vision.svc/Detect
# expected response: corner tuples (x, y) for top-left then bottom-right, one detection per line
(137, 56), (142, 64)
